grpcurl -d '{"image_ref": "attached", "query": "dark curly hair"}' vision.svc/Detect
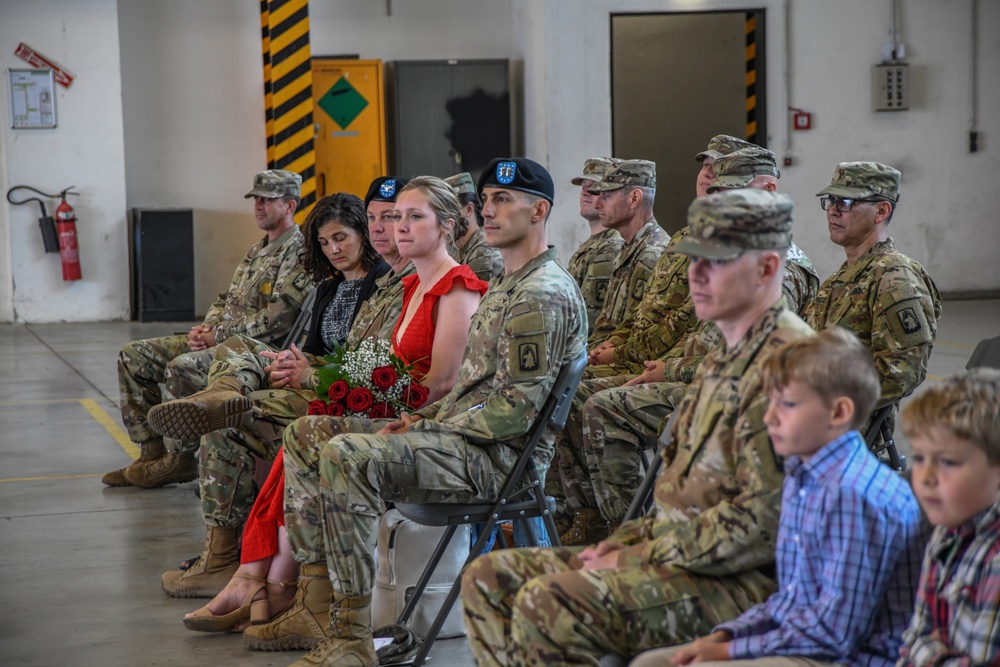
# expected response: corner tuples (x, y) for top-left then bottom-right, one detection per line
(301, 193), (379, 282)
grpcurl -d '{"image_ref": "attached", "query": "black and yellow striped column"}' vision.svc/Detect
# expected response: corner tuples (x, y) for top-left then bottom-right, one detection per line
(260, 0), (316, 222)
(744, 13), (758, 143)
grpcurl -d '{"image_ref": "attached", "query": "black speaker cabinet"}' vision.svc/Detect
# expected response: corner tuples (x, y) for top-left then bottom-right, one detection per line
(129, 208), (195, 322)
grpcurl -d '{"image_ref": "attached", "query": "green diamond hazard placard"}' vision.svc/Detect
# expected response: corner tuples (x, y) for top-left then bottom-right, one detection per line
(318, 76), (369, 130)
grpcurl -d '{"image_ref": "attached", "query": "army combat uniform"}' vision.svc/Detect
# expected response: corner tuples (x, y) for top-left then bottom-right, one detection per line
(197, 262), (415, 530)
(462, 302), (814, 667)
(281, 246), (586, 583)
(118, 224), (311, 455)
(568, 228), (624, 332)
(457, 225), (505, 282)
(805, 238), (940, 434)
(807, 161), (942, 440)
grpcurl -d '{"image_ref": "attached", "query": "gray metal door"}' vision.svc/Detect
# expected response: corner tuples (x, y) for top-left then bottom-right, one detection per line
(612, 11), (766, 234)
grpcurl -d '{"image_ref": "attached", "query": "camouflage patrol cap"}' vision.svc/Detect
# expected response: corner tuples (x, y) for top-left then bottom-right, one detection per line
(571, 157), (619, 186)
(587, 159), (656, 192)
(695, 135), (757, 162)
(444, 172), (476, 197)
(244, 170), (302, 198)
(816, 162), (901, 201)
(672, 189), (794, 260)
(478, 157), (555, 203)
(365, 176), (409, 208)
(706, 147), (780, 192)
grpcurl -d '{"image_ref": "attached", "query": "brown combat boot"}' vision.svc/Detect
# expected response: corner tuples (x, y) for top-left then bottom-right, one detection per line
(123, 450), (198, 488)
(101, 439), (166, 487)
(147, 376), (251, 440)
(161, 526), (239, 598)
(558, 507), (611, 546)
(288, 592), (376, 667)
(244, 563), (332, 651)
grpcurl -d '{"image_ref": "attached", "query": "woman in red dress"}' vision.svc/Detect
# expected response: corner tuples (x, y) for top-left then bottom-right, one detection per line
(183, 176), (488, 632)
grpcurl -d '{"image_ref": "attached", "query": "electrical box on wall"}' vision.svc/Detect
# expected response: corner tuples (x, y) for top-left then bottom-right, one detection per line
(872, 63), (909, 111)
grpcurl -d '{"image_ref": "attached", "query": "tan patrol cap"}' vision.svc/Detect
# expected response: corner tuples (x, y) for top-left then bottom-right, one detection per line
(245, 170), (302, 198)
(672, 189), (794, 260)
(571, 157), (619, 186)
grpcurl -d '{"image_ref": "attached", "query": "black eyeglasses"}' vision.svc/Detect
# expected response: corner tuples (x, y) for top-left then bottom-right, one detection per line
(819, 196), (881, 212)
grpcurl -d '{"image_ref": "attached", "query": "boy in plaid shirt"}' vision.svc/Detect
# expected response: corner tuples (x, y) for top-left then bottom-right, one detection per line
(631, 328), (926, 667)
(897, 367), (1000, 667)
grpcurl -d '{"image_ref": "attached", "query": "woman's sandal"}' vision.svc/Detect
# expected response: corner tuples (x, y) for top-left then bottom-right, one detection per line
(182, 573), (267, 633)
(257, 579), (297, 622)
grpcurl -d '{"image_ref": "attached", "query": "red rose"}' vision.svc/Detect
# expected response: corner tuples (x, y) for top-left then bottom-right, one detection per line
(346, 386), (374, 413)
(367, 401), (394, 420)
(326, 402), (345, 417)
(328, 379), (350, 402)
(307, 400), (327, 416)
(403, 382), (430, 409)
(371, 365), (399, 392)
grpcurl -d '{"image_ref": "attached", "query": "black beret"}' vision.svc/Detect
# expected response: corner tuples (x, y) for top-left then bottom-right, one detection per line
(477, 158), (554, 204)
(364, 176), (409, 208)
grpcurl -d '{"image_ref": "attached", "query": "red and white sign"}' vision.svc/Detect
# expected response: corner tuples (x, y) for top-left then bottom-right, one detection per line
(14, 43), (75, 88)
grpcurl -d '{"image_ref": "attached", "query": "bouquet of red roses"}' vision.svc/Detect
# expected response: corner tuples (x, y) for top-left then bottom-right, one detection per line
(310, 338), (430, 419)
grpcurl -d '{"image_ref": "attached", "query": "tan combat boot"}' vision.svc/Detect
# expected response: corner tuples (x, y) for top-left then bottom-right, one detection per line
(123, 449), (198, 488)
(558, 507), (611, 546)
(244, 563), (332, 651)
(288, 592), (376, 667)
(101, 438), (166, 487)
(161, 526), (239, 598)
(147, 376), (251, 440)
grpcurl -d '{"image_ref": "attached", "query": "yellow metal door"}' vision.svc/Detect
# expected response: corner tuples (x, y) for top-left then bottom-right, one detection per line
(312, 59), (387, 200)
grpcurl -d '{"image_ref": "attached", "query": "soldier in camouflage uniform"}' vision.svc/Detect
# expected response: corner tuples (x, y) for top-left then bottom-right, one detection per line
(554, 142), (819, 543)
(461, 189), (814, 667)
(243, 158), (586, 667)
(150, 177), (412, 599)
(445, 172), (505, 281)
(103, 170), (313, 490)
(566, 158), (624, 330)
(587, 160), (669, 348)
(805, 162), (942, 442)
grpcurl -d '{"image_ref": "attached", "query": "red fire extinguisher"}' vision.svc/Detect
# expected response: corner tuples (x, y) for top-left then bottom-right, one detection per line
(54, 187), (82, 281)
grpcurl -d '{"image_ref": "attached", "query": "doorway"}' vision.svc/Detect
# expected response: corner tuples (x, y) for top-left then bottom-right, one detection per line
(611, 10), (766, 234)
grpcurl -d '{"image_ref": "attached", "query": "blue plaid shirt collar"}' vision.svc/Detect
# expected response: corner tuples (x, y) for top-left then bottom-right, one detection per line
(783, 430), (863, 481)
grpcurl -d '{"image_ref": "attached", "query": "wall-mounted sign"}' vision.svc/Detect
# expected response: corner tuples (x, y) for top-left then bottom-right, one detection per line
(14, 43), (75, 88)
(7, 68), (57, 129)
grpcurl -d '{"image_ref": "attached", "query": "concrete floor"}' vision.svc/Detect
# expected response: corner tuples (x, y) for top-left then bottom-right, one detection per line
(0, 299), (997, 666)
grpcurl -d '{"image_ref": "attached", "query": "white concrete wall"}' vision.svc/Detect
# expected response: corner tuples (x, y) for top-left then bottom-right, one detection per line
(0, 0), (129, 322)
(0, 0), (997, 323)
(516, 0), (1000, 293)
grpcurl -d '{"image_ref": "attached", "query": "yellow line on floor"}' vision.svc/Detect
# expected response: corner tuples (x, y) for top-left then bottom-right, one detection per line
(79, 398), (139, 459)
(0, 472), (102, 483)
(0, 397), (93, 406)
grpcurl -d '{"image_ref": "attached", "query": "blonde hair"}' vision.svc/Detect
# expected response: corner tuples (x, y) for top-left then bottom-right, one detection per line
(763, 327), (880, 430)
(399, 176), (465, 243)
(901, 368), (1000, 462)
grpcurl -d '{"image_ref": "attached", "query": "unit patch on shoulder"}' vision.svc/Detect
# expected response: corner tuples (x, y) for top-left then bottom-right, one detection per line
(496, 162), (517, 185)
(897, 307), (921, 334)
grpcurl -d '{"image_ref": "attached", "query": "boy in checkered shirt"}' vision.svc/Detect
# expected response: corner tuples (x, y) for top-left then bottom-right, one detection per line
(897, 367), (1000, 667)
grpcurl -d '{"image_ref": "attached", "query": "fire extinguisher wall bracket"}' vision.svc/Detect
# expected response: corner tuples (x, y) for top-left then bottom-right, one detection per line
(5, 185), (61, 253)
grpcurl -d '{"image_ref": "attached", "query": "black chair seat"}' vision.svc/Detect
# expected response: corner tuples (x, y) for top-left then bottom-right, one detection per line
(395, 497), (557, 527)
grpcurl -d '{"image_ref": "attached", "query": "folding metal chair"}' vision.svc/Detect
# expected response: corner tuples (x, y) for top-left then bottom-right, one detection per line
(622, 411), (678, 524)
(390, 351), (588, 666)
(865, 404), (905, 471)
(280, 286), (318, 351)
(967, 335), (1000, 369)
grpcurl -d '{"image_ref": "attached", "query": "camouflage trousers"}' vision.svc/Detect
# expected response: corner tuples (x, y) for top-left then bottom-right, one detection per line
(283, 415), (518, 595)
(118, 334), (213, 453)
(630, 645), (841, 667)
(461, 546), (775, 667)
(199, 334), (314, 528)
(550, 376), (689, 523)
(581, 381), (687, 523)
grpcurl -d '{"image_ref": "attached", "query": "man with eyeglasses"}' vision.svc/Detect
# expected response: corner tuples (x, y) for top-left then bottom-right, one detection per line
(805, 161), (941, 439)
